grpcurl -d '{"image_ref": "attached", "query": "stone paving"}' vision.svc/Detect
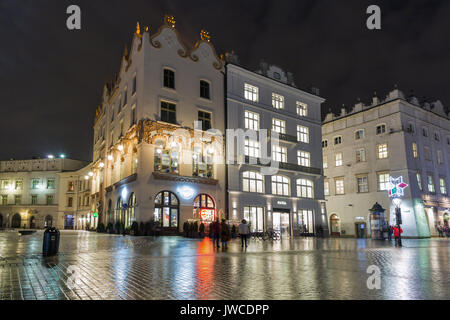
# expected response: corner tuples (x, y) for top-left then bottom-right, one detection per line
(0, 230), (449, 300)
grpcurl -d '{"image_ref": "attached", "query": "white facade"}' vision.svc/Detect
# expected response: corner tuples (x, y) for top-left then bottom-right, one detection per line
(0, 158), (88, 229)
(226, 61), (328, 237)
(91, 17), (226, 233)
(323, 88), (450, 238)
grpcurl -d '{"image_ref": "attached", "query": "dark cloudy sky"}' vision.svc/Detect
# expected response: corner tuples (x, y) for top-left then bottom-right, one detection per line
(0, 0), (449, 161)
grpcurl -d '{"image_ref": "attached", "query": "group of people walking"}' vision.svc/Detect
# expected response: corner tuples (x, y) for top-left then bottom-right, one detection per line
(437, 225), (450, 237)
(210, 219), (251, 249)
(387, 225), (403, 247)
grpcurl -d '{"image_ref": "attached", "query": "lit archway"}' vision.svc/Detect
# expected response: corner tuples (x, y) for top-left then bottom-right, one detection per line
(127, 193), (136, 227)
(11, 213), (21, 228)
(330, 214), (340, 236)
(193, 194), (216, 223)
(154, 191), (179, 229)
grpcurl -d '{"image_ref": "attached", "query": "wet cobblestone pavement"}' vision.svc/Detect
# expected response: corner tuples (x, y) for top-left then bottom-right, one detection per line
(0, 231), (449, 300)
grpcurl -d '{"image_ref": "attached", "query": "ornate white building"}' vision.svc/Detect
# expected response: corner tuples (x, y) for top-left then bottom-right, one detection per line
(0, 157), (87, 229)
(322, 87), (450, 238)
(91, 16), (226, 233)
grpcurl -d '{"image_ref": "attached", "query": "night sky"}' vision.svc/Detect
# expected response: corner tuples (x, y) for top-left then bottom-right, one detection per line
(0, 0), (449, 161)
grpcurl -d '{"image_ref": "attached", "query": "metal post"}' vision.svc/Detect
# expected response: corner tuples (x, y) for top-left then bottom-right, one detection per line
(396, 206), (402, 247)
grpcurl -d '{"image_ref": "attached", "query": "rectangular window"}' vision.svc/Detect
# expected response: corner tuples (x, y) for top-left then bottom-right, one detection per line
(417, 173), (422, 191)
(422, 127), (428, 137)
(272, 146), (287, 163)
(132, 74), (137, 95)
(163, 69), (175, 89)
(322, 140), (328, 148)
(324, 180), (330, 196)
(334, 136), (342, 145)
(335, 178), (345, 195)
(272, 118), (286, 134)
(271, 176), (290, 196)
(357, 176), (369, 193)
(47, 179), (55, 189)
(377, 144), (388, 159)
(435, 133), (440, 141)
(356, 148), (366, 162)
(131, 104), (137, 125)
(120, 120), (124, 137)
(323, 155), (328, 169)
(437, 150), (443, 164)
(15, 180), (23, 190)
(427, 175), (435, 193)
(298, 209), (314, 234)
(297, 102), (308, 117)
(68, 181), (74, 192)
(244, 83), (259, 102)
(244, 206), (264, 232)
(242, 171), (264, 193)
(47, 195), (54, 205)
(1, 195), (7, 205)
(14, 195), (21, 205)
(244, 110), (259, 130)
(200, 80), (210, 99)
(244, 138), (260, 158)
(67, 197), (73, 208)
(439, 177), (447, 195)
(123, 88), (128, 107)
(335, 153), (343, 167)
(424, 146), (431, 161)
(378, 173), (390, 191)
(161, 101), (177, 124)
(297, 179), (313, 198)
(31, 195), (37, 205)
(298, 150), (311, 167)
(272, 93), (285, 109)
(355, 130), (364, 140)
(32, 179), (40, 189)
(412, 143), (418, 158)
(297, 125), (309, 143)
(376, 124), (386, 135)
(198, 111), (212, 131)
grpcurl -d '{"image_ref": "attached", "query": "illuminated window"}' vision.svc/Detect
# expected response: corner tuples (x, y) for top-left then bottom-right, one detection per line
(272, 118), (286, 134)
(47, 179), (55, 189)
(193, 145), (214, 178)
(46, 195), (54, 205)
(1, 180), (10, 189)
(154, 191), (179, 228)
(244, 84), (259, 102)
(335, 153), (343, 167)
(412, 143), (418, 158)
(297, 102), (308, 117)
(242, 171), (264, 193)
(427, 175), (435, 193)
(377, 144), (388, 159)
(244, 110), (259, 130)
(32, 179), (40, 190)
(298, 150), (311, 167)
(1, 195), (7, 205)
(245, 138), (260, 158)
(324, 180), (330, 196)
(335, 178), (345, 195)
(163, 69), (175, 89)
(377, 173), (390, 191)
(15, 195), (21, 205)
(272, 93), (285, 109)
(416, 173), (422, 191)
(15, 180), (23, 190)
(297, 125), (309, 143)
(357, 176), (369, 193)
(272, 175), (290, 196)
(161, 101), (177, 124)
(244, 207), (264, 232)
(356, 148), (366, 162)
(154, 140), (179, 175)
(297, 179), (313, 198)
(437, 150), (443, 164)
(272, 146), (287, 163)
(298, 209), (314, 234)
(200, 80), (210, 99)
(323, 155), (328, 169)
(439, 177), (447, 195)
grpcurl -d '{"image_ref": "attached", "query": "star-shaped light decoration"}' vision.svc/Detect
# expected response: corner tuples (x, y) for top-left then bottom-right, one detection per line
(388, 176), (408, 198)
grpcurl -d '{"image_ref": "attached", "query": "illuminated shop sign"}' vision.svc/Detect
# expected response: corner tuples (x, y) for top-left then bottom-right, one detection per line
(200, 209), (216, 222)
(177, 186), (195, 200)
(92, 212), (98, 218)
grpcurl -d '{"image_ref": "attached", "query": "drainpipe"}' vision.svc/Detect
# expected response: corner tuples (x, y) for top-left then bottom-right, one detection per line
(222, 64), (229, 220)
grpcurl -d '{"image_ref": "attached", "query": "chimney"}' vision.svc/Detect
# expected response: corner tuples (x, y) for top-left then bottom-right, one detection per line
(311, 87), (320, 96)
(372, 92), (379, 105)
(287, 72), (295, 86)
(259, 61), (269, 76)
(340, 104), (347, 117)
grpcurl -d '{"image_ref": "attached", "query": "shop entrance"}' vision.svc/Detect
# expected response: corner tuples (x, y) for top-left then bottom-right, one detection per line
(154, 191), (179, 233)
(11, 213), (21, 228)
(355, 222), (366, 238)
(65, 215), (74, 230)
(273, 210), (291, 237)
(330, 214), (341, 236)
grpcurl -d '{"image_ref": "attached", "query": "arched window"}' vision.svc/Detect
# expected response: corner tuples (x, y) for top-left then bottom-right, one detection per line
(242, 171), (264, 193)
(154, 139), (179, 174)
(330, 214), (341, 236)
(127, 193), (137, 227)
(115, 197), (123, 223)
(154, 191), (179, 228)
(296, 179), (314, 198)
(193, 194), (216, 222)
(271, 175), (290, 196)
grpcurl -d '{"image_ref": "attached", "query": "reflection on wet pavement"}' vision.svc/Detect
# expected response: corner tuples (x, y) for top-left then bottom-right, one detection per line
(0, 231), (449, 300)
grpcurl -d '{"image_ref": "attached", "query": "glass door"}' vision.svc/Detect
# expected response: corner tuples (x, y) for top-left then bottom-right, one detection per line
(273, 212), (281, 232)
(280, 213), (290, 237)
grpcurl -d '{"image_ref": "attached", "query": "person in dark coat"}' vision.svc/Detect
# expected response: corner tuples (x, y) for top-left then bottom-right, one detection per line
(211, 219), (221, 248)
(220, 219), (230, 249)
(388, 225), (393, 241)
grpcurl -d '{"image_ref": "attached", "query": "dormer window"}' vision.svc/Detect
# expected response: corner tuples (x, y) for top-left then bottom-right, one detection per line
(273, 72), (281, 80)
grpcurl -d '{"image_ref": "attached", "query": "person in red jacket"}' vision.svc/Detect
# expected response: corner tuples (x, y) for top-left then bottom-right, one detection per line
(393, 225), (403, 247)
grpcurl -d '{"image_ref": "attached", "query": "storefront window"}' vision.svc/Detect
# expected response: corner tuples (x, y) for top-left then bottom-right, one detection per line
(127, 193), (136, 227)
(154, 140), (179, 174)
(298, 209), (314, 234)
(193, 194), (216, 222)
(192, 145), (214, 178)
(244, 206), (264, 232)
(154, 191), (179, 228)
